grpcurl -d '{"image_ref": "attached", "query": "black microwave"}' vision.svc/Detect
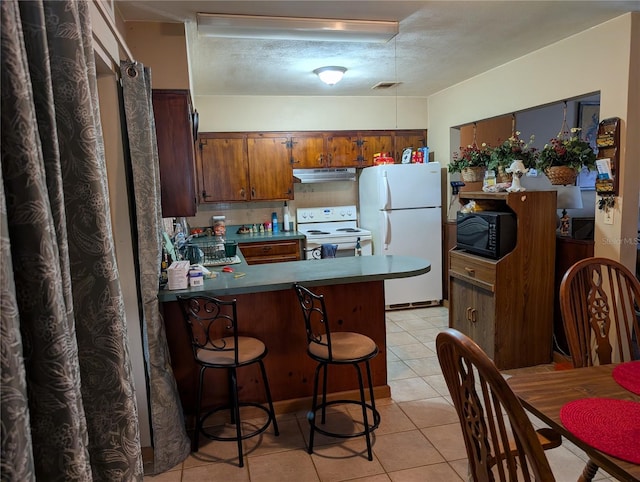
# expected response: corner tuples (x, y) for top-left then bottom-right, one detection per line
(456, 211), (517, 259)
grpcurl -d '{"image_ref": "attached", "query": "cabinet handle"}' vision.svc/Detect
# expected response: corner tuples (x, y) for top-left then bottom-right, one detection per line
(466, 307), (472, 321)
(470, 309), (477, 323)
(251, 187), (256, 198)
(262, 246), (272, 253)
(464, 267), (476, 276)
(240, 188), (245, 199)
(317, 154), (324, 166)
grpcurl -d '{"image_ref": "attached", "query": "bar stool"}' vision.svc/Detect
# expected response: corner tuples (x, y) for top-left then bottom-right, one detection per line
(293, 283), (381, 460)
(177, 295), (279, 467)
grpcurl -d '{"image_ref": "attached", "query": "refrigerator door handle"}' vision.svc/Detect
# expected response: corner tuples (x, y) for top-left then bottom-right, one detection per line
(383, 211), (390, 250)
(381, 170), (391, 210)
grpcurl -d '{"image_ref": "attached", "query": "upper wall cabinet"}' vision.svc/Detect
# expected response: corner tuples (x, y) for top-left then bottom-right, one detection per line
(198, 133), (248, 202)
(198, 132), (293, 203)
(291, 131), (397, 168)
(152, 89), (198, 217)
(394, 130), (428, 162)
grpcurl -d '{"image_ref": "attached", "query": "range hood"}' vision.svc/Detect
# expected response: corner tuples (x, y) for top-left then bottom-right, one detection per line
(293, 167), (356, 183)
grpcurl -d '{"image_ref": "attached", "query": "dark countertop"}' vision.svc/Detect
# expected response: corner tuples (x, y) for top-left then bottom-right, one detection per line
(158, 255), (431, 302)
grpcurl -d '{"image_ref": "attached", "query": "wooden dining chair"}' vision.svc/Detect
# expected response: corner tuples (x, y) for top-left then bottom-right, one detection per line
(559, 256), (640, 481)
(436, 328), (559, 482)
(560, 256), (640, 368)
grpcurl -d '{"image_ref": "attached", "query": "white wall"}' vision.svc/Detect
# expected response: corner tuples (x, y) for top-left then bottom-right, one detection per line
(194, 95), (428, 132)
(428, 13), (639, 267)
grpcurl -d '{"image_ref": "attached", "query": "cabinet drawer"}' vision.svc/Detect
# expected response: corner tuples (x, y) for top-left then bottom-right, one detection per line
(449, 251), (496, 290)
(239, 240), (300, 265)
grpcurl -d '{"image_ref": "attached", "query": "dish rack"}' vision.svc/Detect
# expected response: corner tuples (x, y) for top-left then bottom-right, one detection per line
(198, 241), (241, 267)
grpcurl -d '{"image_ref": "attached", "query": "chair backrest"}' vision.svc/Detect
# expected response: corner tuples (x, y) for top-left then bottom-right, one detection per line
(177, 295), (239, 365)
(293, 283), (333, 359)
(436, 328), (555, 482)
(560, 257), (640, 368)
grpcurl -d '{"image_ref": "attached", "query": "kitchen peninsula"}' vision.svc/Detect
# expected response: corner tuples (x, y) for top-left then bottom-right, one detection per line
(159, 255), (431, 416)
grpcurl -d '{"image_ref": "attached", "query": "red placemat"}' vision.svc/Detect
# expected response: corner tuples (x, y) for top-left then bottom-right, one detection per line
(560, 398), (640, 464)
(613, 361), (640, 395)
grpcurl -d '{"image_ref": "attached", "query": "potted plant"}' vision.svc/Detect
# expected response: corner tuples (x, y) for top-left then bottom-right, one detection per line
(448, 143), (492, 182)
(488, 132), (538, 182)
(536, 128), (596, 185)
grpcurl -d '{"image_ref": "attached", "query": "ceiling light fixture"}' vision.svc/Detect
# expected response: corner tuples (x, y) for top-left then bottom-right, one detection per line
(313, 66), (347, 86)
(196, 13), (398, 43)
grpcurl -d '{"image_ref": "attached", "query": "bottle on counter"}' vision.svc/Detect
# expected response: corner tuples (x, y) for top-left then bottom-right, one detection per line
(283, 201), (290, 231)
(355, 237), (362, 256)
(272, 212), (279, 233)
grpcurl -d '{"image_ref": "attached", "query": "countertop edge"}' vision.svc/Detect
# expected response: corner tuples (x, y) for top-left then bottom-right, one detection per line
(158, 255), (430, 302)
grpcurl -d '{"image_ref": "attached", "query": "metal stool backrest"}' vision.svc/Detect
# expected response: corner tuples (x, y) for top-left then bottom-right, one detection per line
(560, 257), (640, 368)
(177, 295), (240, 365)
(436, 328), (555, 482)
(293, 283), (334, 360)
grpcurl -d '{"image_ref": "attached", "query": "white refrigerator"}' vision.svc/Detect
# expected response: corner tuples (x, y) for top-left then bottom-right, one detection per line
(358, 162), (442, 307)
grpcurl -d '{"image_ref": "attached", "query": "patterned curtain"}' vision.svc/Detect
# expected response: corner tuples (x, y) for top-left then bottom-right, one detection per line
(120, 61), (190, 474)
(1, 1), (142, 480)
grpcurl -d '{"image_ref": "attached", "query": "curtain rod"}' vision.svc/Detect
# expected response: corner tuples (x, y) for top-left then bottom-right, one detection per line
(92, 1), (135, 64)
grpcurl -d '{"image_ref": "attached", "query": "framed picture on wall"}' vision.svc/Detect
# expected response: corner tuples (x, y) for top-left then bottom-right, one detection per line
(578, 102), (599, 152)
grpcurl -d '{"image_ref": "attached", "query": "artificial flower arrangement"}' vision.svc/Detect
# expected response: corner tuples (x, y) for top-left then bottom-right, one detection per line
(448, 142), (492, 173)
(536, 128), (596, 172)
(488, 132), (539, 172)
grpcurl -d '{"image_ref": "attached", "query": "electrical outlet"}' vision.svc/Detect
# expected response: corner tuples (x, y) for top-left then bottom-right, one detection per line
(604, 209), (614, 225)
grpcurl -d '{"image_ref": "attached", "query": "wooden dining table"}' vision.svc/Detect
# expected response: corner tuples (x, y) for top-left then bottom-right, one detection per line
(507, 364), (640, 482)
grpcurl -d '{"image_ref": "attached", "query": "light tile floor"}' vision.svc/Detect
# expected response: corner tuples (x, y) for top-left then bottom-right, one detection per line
(145, 306), (617, 481)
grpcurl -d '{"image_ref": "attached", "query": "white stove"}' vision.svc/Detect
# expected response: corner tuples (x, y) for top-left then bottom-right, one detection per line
(297, 205), (372, 260)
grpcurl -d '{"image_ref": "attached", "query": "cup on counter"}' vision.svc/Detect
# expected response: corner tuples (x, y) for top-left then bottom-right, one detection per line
(224, 241), (238, 257)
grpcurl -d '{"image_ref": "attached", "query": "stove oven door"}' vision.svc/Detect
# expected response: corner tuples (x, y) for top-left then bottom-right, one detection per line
(304, 238), (361, 259)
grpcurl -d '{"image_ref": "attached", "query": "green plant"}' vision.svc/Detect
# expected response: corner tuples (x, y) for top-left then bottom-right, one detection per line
(536, 128), (596, 172)
(488, 132), (538, 171)
(448, 143), (492, 173)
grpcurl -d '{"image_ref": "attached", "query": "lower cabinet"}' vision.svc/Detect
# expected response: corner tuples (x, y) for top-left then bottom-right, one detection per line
(449, 276), (496, 360)
(239, 240), (301, 265)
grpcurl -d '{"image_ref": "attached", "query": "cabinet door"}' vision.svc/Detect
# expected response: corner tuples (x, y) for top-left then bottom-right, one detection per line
(394, 130), (427, 162)
(449, 277), (495, 359)
(152, 90), (197, 217)
(361, 132), (393, 167)
(238, 240), (300, 264)
(199, 136), (248, 202)
(291, 135), (326, 168)
(247, 137), (293, 201)
(326, 133), (359, 167)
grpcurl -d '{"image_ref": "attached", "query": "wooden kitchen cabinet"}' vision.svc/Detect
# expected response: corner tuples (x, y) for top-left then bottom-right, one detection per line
(198, 133), (293, 202)
(292, 131), (394, 168)
(152, 89), (198, 217)
(291, 133), (326, 168)
(198, 133), (248, 202)
(238, 239), (301, 264)
(448, 190), (557, 369)
(394, 130), (427, 162)
(247, 135), (294, 201)
(360, 131), (394, 166)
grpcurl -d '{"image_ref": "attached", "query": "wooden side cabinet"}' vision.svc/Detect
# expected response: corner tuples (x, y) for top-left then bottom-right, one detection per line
(238, 240), (301, 265)
(448, 191), (557, 369)
(152, 89), (197, 217)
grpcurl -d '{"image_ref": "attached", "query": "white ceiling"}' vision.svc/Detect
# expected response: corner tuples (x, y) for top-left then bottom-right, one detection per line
(114, 1), (640, 97)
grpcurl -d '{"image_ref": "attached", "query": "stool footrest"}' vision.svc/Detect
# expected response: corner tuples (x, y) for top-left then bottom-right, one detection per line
(309, 400), (380, 439)
(200, 402), (276, 442)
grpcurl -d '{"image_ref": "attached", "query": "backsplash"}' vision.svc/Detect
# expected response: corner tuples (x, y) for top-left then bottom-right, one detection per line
(180, 180), (358, 231)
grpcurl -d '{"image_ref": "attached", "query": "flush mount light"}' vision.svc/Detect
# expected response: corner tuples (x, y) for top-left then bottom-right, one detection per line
(313, 66), (347, 85)
(196, 13), (398, 43)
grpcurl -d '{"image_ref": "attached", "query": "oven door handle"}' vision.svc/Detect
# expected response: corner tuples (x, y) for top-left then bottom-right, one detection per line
(383, 211), (390, 250)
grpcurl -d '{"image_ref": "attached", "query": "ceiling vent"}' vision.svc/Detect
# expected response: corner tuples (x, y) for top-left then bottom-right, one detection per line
(372, 81), (402, 90)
